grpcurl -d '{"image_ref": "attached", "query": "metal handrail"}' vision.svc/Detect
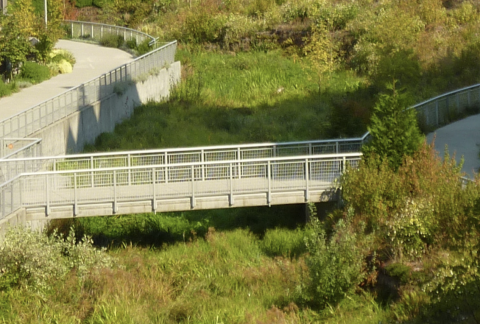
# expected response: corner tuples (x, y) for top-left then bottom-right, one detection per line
(0, 152), (362, 218)
(0, 22), (177, 139)
(65, 20), (156, 45)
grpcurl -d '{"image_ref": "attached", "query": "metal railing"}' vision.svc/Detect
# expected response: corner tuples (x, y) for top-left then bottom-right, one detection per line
(0, 25), (176, 139)
(66, 20), (157, 47)
(410, 84), (480, 128)
(0, 153), (361, 218)
(0, 138), (42, 160)
(0, 133), (369, 183)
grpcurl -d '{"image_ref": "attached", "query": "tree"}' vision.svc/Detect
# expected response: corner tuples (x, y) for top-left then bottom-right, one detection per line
(362, 83), (424, 170)
(0, 12), (33, 79)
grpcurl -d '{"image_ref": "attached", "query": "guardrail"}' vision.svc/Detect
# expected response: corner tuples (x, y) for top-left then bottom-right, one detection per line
(0, 153), (362, 218)
(66, 20), (157, 47)
(411, 84), (480, 128)
(0, 23), (176, 140)
(0, 133), (370, 183)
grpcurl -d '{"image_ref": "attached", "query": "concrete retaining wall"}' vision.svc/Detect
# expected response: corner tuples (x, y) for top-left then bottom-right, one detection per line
(0, 61), (180, 237)
(33, 61), (181, 156)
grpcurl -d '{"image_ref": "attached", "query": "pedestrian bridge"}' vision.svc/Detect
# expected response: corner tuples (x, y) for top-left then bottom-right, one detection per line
(0, 137), (365, 220)
(1, 21), (479, 224)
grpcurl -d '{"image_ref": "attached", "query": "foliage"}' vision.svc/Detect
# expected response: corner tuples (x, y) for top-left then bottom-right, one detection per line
(0, 13), (34, 78)
(75, 0), (94, 8)
(0, 227), (113, 291)
(362, 86), (424, 170)
(260, 227), (308, 258)
(343, 141), (480, 259)
(21, 62), (51, 84)
(99, 33), (125, 48)
(35, 33), (55, 63)
(0, 81), (13, 97)
(303, 206), (373, 307)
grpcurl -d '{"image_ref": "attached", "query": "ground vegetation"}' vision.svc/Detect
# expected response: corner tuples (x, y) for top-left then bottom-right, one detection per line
(2, 0), (480, 323)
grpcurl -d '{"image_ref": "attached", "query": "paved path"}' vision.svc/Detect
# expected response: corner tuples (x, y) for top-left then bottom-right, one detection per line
(0, 40), (134, 121)
(427, 114), (480, 178)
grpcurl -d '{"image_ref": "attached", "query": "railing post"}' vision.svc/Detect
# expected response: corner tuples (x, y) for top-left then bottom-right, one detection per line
(191, 165), (195, 208)
(237, 147), (241, 179)
(342, 156), (346, 173)
(152, 168), (156, 212)
(90, 156), (94, 187)
(46, 174), (50, 216)
(336, 141), (339, 153)
(1, 185), (5, 217)
(113, 170), (118, 214)
(305, 158), (309, 202)
(74, 172), (78, 216)
(127, 153), (131, 185)
(71, 22), (74, 38)
(435, 101), (439, 126)
(267, 160), (271, 206)
(229, 163), (234, 206)
(201, 149), (205, 181)
(165, 152), (168, 183)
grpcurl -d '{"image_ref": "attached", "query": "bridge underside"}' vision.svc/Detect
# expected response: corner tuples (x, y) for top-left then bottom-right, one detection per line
(24, 187), (338, 221)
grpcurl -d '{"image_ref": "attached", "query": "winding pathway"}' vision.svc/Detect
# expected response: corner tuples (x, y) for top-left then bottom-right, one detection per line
(427, 114), (480, 178)
(0, 40), (134, 121)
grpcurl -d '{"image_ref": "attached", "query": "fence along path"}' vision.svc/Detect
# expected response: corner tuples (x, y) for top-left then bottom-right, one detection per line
(0, 21), (177, 140)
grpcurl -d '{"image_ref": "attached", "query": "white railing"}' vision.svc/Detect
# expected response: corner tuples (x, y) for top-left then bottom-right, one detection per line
(66, 20), (157, 47)
(0, 138), (42, 160)
(411, 84), (480, 128)
(0, 153), (361, 218)
(0, 133), (370, 183)
(0, 25), (176, 139)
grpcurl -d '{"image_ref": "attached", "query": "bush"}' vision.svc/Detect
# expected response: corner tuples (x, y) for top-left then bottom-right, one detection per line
(0, 226), (114, 291)
(303, 207), (372, 307)
(0, 81), (12, 97)
(20, 61), (51, 84)
(99, 34), (125, 48)
(343, 141), (480, 259)
(75, 0), (93, 8)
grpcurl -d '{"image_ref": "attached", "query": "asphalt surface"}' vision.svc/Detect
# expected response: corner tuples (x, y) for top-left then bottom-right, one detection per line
(427, 114), (480, 178)
(0, 40), (134, 121)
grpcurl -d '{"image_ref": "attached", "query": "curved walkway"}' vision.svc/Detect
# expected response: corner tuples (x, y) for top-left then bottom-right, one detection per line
(0, 40), (134, 121)
(427, 114), (480, 178)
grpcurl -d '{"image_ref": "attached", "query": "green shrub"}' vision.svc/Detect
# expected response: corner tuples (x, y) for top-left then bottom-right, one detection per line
(0, 226), (113, 291)
(75, 0), (93, 8)
(362, 86), (423, 170)
(0, 81), (12, 97)
(99, 34), (124, 48)
(20, 61), (51, 84)
(343, 141), (480, 259)
(136, 39), (151, 56)
(303, 207), (372, 307)
(385, 263), (411, 284)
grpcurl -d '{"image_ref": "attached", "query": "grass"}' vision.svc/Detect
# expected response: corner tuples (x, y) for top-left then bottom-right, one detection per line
(0, 226), (393, 323)
(85, 48), (368, 152)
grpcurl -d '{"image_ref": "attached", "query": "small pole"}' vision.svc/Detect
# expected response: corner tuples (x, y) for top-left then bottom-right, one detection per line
(44, 0), (48, 28)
